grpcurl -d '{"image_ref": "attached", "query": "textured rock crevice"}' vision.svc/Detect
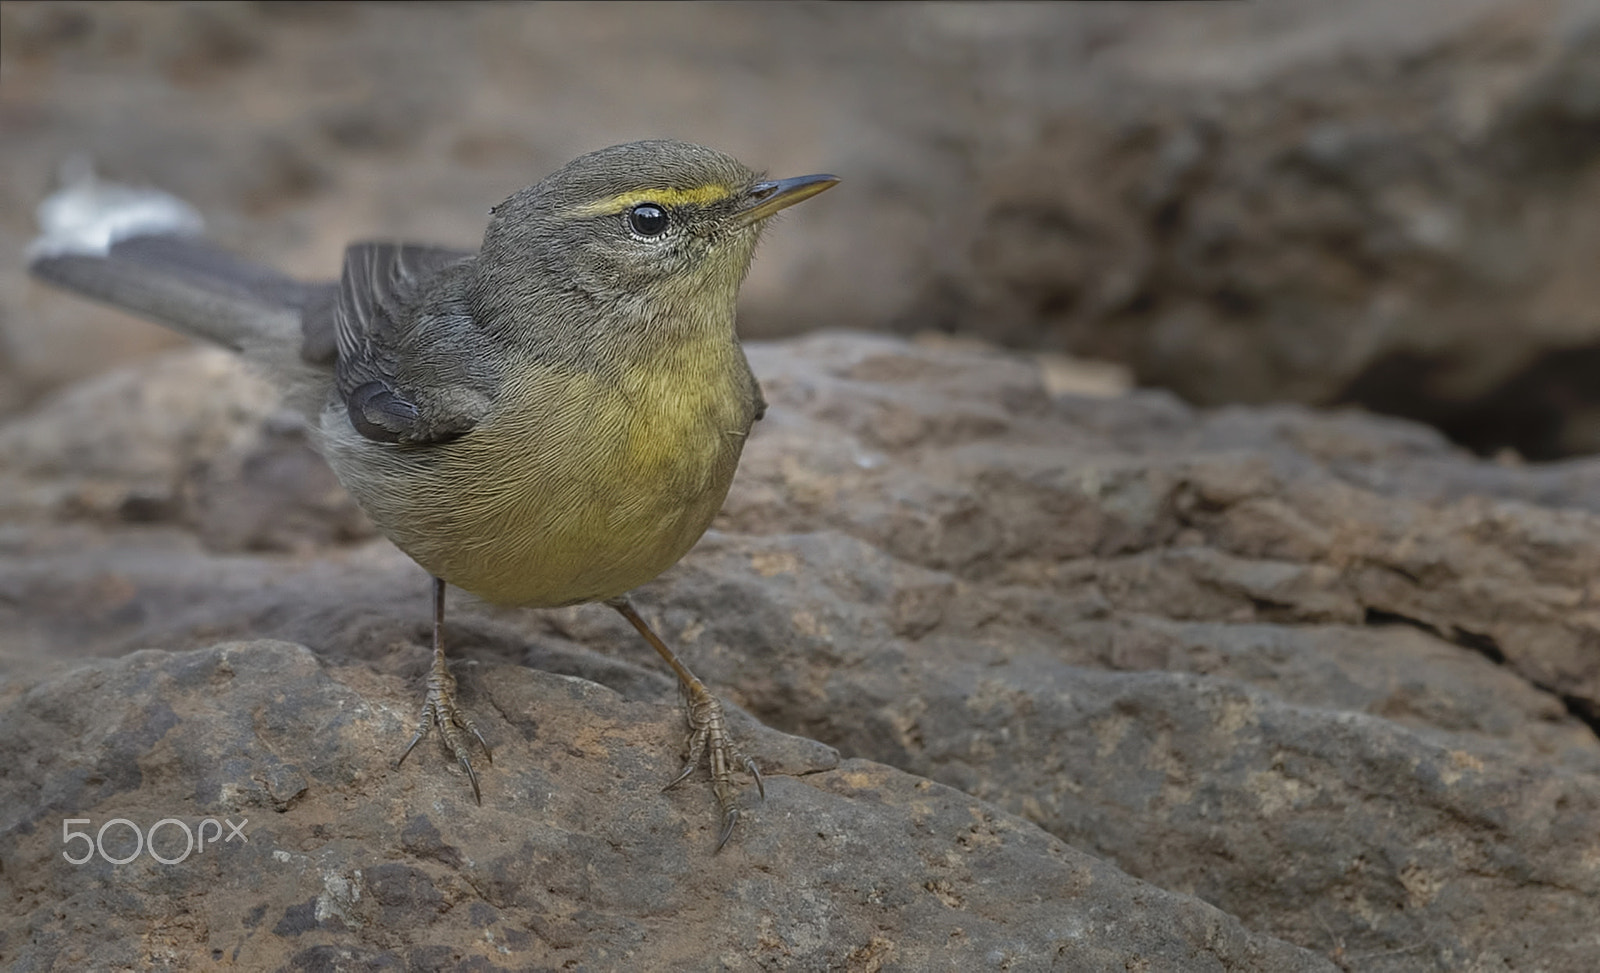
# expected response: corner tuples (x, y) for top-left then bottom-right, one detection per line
(917, 0), (1600, 459)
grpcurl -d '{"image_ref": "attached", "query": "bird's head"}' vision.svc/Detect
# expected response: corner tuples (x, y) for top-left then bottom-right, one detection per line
(475, 140), (836, 342)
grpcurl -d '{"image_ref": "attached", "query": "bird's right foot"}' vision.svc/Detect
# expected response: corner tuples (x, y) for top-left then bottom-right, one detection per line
(396, 653), (491, 804)
(396, 576), (491, 803)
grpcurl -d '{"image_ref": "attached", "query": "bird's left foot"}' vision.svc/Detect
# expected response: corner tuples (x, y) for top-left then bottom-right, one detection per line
(666, 681), (764, 852)
(607, 596), (764, 851)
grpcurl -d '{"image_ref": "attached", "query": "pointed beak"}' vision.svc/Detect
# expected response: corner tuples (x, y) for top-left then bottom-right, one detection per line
(731, 173), (839, 228)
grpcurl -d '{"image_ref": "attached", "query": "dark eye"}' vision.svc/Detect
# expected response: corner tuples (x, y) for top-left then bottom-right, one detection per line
(629, 204), (669, 236)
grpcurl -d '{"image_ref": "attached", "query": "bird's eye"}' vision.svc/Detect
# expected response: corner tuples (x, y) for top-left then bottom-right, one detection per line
(629, 204), (669, 236)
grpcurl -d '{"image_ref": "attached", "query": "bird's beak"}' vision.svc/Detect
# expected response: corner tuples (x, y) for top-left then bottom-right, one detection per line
(731, 174), (840, 228)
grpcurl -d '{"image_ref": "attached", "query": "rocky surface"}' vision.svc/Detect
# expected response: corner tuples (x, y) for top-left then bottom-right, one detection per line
(3, 333), (1598, 970)
(1, 641), (1328, 972)
(5, 0), (1600, 458)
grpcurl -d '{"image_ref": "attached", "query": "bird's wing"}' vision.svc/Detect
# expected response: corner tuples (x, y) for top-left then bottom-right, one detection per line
(330, 243), (498, 445)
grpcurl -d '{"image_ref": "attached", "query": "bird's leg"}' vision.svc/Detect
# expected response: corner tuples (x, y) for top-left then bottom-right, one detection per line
(606, 596), (763, 851)
(396, 576), (491, 803)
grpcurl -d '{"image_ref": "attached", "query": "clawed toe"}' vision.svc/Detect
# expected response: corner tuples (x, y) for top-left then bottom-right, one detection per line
(395, 641), (491, 804)
(717, 806), (740, 853)
(670, 683), (763, 852)
(608, 596), (766, 850)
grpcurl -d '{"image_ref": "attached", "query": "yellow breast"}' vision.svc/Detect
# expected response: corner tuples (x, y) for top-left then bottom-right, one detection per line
(338, 338), (757, 608)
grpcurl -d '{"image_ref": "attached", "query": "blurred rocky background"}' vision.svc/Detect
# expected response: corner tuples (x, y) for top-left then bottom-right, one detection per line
(4, 0), (1599, 457)
(4, 3), (1600, 971)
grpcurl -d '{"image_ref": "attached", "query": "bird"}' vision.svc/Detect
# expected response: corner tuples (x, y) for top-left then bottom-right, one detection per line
(27, 140), (839, 849)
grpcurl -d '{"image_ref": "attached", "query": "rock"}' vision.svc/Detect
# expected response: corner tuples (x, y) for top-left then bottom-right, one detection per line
(915, 0), (1600, 459)
(2, 333), (1598, 970)
(0, 641), (1330, 972)
(0, 346), (372, 553)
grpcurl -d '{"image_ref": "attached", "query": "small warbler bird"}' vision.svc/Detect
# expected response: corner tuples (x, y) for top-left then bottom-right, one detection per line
(28, 140), (838, 849)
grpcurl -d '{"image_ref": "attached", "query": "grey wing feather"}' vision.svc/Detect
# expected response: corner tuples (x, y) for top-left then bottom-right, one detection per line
(330, 243), (495, 445)
(26, 171), (493, 444)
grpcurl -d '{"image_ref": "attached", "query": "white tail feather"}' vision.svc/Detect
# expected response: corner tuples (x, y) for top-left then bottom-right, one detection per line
(27, 157), (204, 260)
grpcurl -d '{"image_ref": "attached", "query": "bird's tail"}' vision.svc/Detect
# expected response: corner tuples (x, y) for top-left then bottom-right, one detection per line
(26, 161), (331, 363)
(27, 161), (337, 416)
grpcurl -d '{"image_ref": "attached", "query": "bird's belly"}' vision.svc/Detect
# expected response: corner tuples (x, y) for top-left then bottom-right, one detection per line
(325, 363), (752, 608)
(437, 445), (738, 607)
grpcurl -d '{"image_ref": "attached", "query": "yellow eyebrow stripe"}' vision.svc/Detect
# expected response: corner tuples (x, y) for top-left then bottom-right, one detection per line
(565, 185), (734, 218)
